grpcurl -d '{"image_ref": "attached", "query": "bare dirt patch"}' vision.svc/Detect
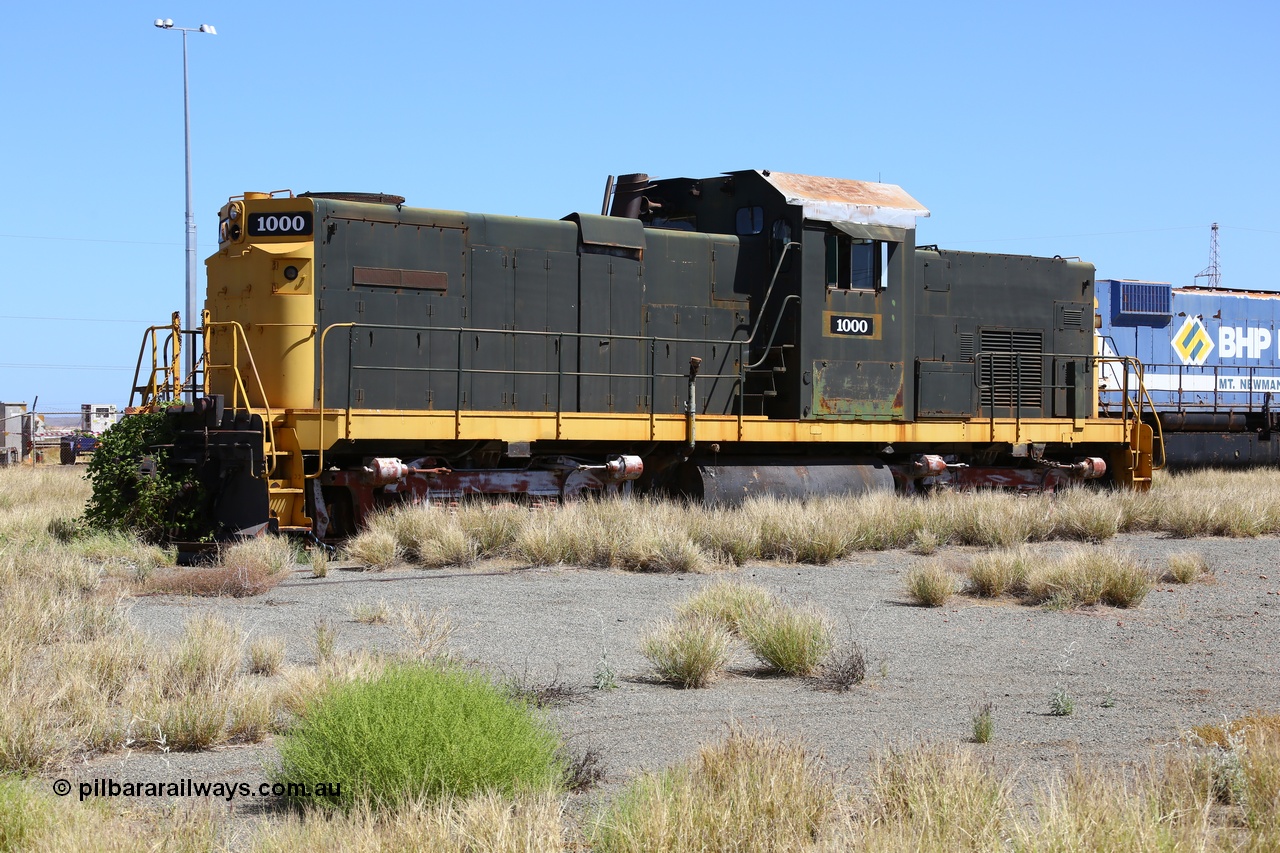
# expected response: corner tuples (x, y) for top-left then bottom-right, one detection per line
(61, 531), (1279, 835)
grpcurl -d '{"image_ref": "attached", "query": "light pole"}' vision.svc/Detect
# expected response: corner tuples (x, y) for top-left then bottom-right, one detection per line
(154, 18), (216, 401)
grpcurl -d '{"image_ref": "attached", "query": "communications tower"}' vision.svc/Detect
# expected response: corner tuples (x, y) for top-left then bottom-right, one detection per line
(1194, 222), (1221, 288)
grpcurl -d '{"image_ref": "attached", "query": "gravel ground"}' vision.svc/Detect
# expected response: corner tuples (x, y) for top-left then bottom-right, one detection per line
(63, 532), (1280, 832)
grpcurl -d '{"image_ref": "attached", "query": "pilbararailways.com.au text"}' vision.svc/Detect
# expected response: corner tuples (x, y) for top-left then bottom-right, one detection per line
(53, 778), (342, 803)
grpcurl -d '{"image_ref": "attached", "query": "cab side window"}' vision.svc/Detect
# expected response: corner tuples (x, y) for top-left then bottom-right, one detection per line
(735, 206), (764, 235)
(825, 231), (892, 291)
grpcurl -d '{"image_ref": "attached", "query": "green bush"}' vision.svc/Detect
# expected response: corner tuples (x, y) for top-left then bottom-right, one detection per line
(82, 410), (206, 543)
(0, 778), (58, 851)
(273, 663), (566, 810)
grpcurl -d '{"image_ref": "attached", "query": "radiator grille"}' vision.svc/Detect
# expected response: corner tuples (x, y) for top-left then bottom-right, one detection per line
(979, 329), (1044, 412)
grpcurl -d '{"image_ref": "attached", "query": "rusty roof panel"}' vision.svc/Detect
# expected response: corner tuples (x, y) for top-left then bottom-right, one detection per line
(752, 170), (929, 229)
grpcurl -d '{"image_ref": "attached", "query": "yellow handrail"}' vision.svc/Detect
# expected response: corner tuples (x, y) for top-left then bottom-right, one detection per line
(1098, 355), (1166, 473)
(129, 313), (183, 410)
(311, 322), (356, 479)
(202, 319), (281, 479)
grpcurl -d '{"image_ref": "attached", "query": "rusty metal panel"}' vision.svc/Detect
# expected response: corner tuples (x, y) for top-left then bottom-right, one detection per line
(352, 267), (448, 292)
(751, 170), (929, 228)
(811, 360), (904, 419)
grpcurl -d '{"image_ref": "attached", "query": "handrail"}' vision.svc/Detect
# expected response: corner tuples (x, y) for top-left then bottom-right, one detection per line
(969, 351), (1166, 471)
(312, 323), (356, 479)
(1139, 379), (1167, 470)
(123, 316), (285, 480)
(202, 320), (281, 478)
(739, 241), (801, 376)
(312, 321), (755, 476)
(128, 313), (183, 409)
(746, 241), (801, 344)
(1097, 355), (1166, 473)
(745, 295), (799, 370)
(1098, 359), (1280, 413)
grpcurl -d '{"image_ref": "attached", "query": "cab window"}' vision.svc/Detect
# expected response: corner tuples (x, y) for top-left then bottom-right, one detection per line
(826, 232), (890, 291)
(735, 206), (764, 235)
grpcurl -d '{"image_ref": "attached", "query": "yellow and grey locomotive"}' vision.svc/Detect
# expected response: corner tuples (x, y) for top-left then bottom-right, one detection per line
(131, 170), (1155, 543)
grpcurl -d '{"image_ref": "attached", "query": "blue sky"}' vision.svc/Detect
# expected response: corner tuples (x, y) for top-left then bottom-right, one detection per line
(1, 1), (1275, 411)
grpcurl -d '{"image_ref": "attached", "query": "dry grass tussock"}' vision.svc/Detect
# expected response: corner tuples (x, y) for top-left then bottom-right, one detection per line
(0, 778), (222, 853)
(330, 485), (1141, 577)
(383, 504), (479, 568)
(660, 587), (842, 685)
(0, 600), (297, 768)
(325, 468), (1280, 576)
(456, 500), (528, 558)
(516, 498), (710, 572)
(252, 790), (571, 853)
(351, 598), (392, 624)
(640, 617), (731, 689)
(1127, 468), (1280, 537)
(904, 559), (959, 607)
(391, 604), (453, 662)
(0, 547), (368, 773)
(836, 743), (1257, 852)
(248, 635), (286, 676)
(1, 777), (569, 853)
(1192, 711), (1280, 750)
(740, 497), (858, 563)
(1167, 550), (1214, 584)
(0, 467), (427, 780)
(955, 545), (1156, 609)
(9, 727), (1280, 852)
(741, 605), (833, 676)
(849, 743), (1011, 851)
(590, 727), (837, 853)
(0, 467), (92, 549)
(343, 523), (403, 569)
(1024, 546), (1155, 609)
(1013, 757), (1216, 851)
(967, 546), (1034, 597)
(143, 535), (294, 597)
(675, 579), (775, 633)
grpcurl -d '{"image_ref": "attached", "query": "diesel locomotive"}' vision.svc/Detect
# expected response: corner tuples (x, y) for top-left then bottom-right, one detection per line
(130, 169), (1155, 543)
(1097, 278), (1280, 467)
